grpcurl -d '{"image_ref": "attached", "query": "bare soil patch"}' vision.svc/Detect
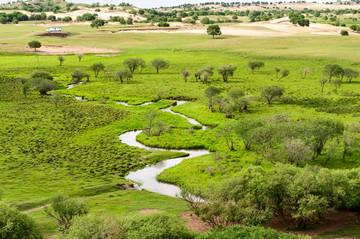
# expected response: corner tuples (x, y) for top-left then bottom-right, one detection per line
(181, 210), (360, 236)
(25, 45), (120, 55)
(181, 211), (211, 233)
(268, 210), (360, 237)
(108, 27), (180, 33)
(117, 183), (137, 190)
(138, 209), (166, 214)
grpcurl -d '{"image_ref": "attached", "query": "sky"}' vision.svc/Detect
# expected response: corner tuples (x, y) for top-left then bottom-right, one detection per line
(0, 0), (331, 9)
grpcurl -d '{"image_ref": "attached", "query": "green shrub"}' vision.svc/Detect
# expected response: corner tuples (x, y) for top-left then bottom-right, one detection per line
(340, 30), (349, 36)
(196, 225), (310, 239)
(0, 202), (42, 239)
(62, 213), (193, 239)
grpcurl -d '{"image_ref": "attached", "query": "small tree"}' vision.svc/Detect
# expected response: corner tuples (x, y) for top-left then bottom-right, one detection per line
(143, 110), (159, 136)
(44, 195), (88, 232)
(114, 69), (132, 83)
(229, 90), (248, 113)
(306, 118), (344, 159)
(205, 86), (221, 111)
(235, 118), (264, 150)
(201, 72), (210, 84)
(90, 19), (107, 28)
(299, 67), (311, 79)
(350, 24), (358, 32)
(216, 123), (236, 150)
(277, 69), (290, 81)
(29, 71), (53, 80)
(283, 138), (312, 166)
(123, 58), (145, 74)
(207, 25), (221, 38)
(90, 62), (105, 78)
(343, 68), (359, 83)
(201, 17), (211, 24)
(50, 91), (62, 108)
(248, 61), (264, 73)
(71, 69), (88, 83)
(28, 40), (41, 52)
(30, 78), (57, 97)
(58, 56), (66, 66)
(342, 123), (360, 162)
(180, 69), (191, 82)
(77, 54), (83, 62)
(332, 79), (342, 94)
(323, 64), (343, 82)
(319, 78), (327, 92)
(261, 85), (284, 106)
(275, 66), (280, 78)
(340, 30), (349, 36)
(218, 65), (237, 83)
(151, 59), (169, 74)
(0, 202), (42, 239)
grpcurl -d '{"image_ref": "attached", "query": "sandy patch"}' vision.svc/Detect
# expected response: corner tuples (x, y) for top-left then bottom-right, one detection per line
(158, 2), (360, 12)
(138, 209), (166, 214)
(171, 17), (350, 37)
(181, 211), (211, 233)
(25, 45), (120, 55)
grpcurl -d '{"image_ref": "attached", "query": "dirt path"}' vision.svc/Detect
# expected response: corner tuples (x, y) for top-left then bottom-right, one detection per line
(23, 204), (51, 214)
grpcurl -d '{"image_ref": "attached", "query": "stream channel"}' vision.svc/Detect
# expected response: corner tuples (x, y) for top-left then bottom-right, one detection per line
(68, 83), (211, 198)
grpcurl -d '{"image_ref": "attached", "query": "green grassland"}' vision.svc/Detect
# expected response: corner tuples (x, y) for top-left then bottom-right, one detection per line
(1, 20), (360, 238)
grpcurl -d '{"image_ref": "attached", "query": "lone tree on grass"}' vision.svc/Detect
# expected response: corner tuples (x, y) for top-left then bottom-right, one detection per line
(71, 69), (88, 83)
(123, 58), (145, 74)
(205, 86), (221, 111)
(216, 123), (236, 151)
(207, 25), (221, 38)
(77, 54), (83, 62)
(50, 91), (63, 108)
(323, 64), (343, 82)
(114, 69), (132, 83)
(90, 19), (107, 28)
(180, 69), (191, 82)
(151, 59), (169, 74)
(28, 40), (41, 52)
(319, 78), (327, 92)
(218, 65), (237, 83)
(58, 56), (66, 66)
(248, 61), (264, 73)
(30, 78), (57, 97)
(277, 69), (290, 81)
(343, 68), (359, 83)
(261, 85), (284, 106)
(90, 62), (105, 77)
(299, 67), (311, 79)
(45, 194), (88, 232)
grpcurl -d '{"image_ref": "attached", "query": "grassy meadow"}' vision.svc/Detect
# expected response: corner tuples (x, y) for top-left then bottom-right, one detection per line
(1, 20), (360, 238)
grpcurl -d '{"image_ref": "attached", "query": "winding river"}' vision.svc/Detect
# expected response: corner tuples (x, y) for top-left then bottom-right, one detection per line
(68, 83), (210, 197)
(119, 101), (210, 198)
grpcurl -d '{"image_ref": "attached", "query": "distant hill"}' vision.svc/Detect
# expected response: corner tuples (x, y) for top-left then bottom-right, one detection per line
(0, 0), (133, 12)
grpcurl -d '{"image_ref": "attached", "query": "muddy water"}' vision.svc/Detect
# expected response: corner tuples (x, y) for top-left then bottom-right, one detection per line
(118, 101), (211, 198)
